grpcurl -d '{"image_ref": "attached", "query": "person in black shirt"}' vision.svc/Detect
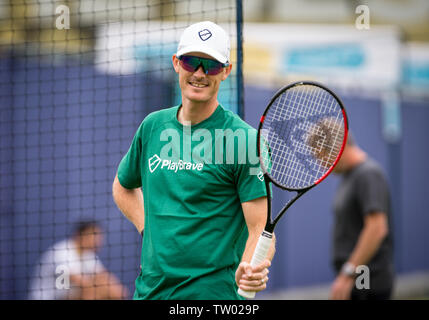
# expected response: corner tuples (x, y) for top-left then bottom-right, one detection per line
(330, 134), (394, 300)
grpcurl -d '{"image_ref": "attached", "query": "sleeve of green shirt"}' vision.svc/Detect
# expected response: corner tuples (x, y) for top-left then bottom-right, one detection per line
(117, 121), (144, 189)
(233, 129), (267, 203)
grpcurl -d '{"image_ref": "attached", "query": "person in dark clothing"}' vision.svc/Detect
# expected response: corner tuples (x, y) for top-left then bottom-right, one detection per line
(330, 134), (394, 300)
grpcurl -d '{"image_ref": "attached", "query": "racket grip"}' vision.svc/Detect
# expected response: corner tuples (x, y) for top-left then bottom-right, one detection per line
(238, 231), (273, 299)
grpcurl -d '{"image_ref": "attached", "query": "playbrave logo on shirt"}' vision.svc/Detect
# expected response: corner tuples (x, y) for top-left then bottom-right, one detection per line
(148, 154), (204, 173)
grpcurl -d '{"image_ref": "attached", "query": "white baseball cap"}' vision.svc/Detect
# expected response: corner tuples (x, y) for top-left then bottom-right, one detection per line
(176, 21), (230, 64)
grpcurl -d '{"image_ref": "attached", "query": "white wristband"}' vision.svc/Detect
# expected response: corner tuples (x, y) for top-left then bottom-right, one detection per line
(341, 262), (356, 277)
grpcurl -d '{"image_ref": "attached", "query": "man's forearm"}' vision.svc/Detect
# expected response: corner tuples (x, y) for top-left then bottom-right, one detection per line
(112, 174), (145, 233)
(241, 232), (260, 263)
(71, 273), (127, 300)
(93, 272), (128, 299)
(348, 228), (385, 267)
(241, 197), (275, 264)
(242, 230), (276, 263)
(347, 213), (388, 267)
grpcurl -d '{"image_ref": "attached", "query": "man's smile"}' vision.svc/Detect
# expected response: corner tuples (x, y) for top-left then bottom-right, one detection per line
(188, 81), (209, 88)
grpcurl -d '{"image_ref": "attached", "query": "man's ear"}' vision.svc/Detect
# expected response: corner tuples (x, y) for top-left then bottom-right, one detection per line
(221, 64), (233, 81)
(172, 54), (180, 73)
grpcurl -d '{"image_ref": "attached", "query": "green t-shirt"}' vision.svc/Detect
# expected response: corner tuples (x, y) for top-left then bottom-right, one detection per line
(117, 104), (266, 300)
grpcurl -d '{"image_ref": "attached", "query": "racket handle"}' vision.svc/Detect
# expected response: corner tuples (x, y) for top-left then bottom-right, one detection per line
(238, 231), (273, 299)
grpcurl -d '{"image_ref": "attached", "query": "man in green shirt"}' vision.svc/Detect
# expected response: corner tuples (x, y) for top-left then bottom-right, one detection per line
(112, 21), (275, 299)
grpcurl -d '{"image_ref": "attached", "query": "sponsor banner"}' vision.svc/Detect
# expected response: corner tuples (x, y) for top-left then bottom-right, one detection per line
(402, 42), (429, 89)
(243, 23), (401, 91)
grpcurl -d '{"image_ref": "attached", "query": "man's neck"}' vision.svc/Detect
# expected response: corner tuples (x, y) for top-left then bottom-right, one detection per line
(178, 99), (219, 125)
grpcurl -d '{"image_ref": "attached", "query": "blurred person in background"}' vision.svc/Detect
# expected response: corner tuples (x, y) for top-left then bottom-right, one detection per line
(29, 220), (129, 300)
(330, 134), (394, 300)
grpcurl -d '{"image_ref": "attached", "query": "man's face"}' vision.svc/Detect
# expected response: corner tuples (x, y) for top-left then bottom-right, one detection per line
(78, 226), (103, 252)
(332, 151), (348, 174)
(172, 52), (232, 104)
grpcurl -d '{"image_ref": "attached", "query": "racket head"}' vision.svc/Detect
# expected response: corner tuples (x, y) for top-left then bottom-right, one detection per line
(258, 81), (348, 191)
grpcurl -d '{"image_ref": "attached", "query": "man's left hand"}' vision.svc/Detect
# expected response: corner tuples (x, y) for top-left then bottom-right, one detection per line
(235, 259), (271, 293)
(330, 274), (355, 300)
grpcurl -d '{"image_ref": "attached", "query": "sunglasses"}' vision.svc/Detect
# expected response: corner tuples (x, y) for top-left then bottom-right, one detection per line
(178, 55), (229, 75)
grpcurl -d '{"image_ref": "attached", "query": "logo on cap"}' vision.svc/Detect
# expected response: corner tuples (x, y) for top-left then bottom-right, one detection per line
(198, 29), (212, 41)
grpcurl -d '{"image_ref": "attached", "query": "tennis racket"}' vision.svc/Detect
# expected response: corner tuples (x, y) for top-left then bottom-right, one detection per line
(238, 81), (348, 299)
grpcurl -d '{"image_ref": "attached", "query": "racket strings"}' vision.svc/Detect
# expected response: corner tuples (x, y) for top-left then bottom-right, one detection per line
(260, 84), (346, 189)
